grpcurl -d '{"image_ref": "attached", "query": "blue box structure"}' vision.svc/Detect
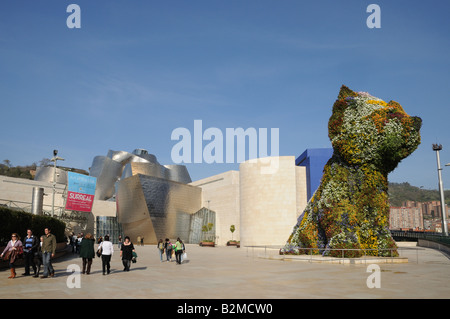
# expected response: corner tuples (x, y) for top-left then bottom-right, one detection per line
(296, 148), (333, 201)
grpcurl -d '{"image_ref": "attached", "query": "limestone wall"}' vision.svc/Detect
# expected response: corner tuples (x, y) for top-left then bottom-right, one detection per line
(190, 170), (240, 246)
(239, 156), (305, 247)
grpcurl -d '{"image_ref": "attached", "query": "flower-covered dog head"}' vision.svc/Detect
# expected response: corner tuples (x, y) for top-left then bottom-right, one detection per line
(328, 85), (421, 173)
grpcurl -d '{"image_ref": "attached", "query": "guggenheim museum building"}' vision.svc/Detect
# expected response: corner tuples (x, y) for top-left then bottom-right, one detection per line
(0, 148), (332, 247)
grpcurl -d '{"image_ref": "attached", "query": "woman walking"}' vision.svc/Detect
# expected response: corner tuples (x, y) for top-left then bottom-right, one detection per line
(98, 235), (113, 275)
(164, 238), (172, 262)
(79, 233), (95, 274)
(1, 233), (23, 278)
(157, 239), (165, 262)
(175, 237), (183, 265)
(120, 236), (135, 271)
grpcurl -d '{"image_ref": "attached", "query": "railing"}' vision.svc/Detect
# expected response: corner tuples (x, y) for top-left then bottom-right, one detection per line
(391, 229), (450, 246)
(0, 198), (65, 216)
(245, 245), (423, 264)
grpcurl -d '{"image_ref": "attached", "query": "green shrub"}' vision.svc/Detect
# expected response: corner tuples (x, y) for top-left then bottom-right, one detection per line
(0, 207), (66, 246)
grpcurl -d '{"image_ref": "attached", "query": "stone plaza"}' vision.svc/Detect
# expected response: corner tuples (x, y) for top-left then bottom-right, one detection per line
(0, 243), (449, 299)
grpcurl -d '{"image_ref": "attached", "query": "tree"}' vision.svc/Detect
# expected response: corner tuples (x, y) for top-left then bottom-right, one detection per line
(230, 225), (235, 240)
(2, 159), (11, 168)
(39, 158), (51, 167)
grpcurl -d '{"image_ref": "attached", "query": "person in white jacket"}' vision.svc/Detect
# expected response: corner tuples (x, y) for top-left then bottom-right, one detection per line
(98, 235), (114, 275)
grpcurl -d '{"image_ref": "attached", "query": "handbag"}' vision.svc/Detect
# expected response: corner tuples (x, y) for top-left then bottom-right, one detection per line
(131, 251), (137, 263)
(96, 247), (102, 257)
(2, 250), (11, 261)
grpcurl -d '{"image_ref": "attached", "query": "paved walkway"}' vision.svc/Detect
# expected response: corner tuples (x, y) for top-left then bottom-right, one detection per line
(0, 243), (449, 299)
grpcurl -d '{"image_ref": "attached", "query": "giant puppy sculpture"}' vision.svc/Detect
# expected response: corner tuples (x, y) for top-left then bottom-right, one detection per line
(283, 85), (422, 257)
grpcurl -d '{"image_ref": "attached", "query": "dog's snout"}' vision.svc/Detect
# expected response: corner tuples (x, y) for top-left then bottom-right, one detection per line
(412, 116), (422, 131)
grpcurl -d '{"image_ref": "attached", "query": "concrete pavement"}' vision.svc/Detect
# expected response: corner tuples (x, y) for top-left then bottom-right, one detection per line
(0, 243), (449, 299)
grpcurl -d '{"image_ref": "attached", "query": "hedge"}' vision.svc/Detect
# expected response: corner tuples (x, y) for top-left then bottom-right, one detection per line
(0, 207), (66, 246)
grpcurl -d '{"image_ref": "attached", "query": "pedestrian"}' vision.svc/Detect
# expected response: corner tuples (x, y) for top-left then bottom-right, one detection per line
(22, 229), (39, 276)
(164, 238), (172, 262)
(80, 233), (95, 274)
(180, 239), (186, 263)
(120, 236), (135, 271)
(76, 233), (83, 254)
(33, 236), (44, 278)
(157, 239), (165, 262)
(175, 237), (183, 265)
(118, 235), (123, 249)
(1, 233), (23, 279)
(70, 232), (76, 254)
(98, 235), (113, 275)
(41, 227), (57, 278)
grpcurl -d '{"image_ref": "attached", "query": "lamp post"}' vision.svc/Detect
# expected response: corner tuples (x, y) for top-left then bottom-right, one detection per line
(51, 149), (65, 217)
(432, 144), (448, 236)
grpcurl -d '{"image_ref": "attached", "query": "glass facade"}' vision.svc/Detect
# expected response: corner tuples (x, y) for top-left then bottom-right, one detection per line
(188, 207), (216, 244)
(96, 216), (123, 244)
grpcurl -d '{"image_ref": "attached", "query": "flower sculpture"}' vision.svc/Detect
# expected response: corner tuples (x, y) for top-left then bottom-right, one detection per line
(282, 85), (422, 257)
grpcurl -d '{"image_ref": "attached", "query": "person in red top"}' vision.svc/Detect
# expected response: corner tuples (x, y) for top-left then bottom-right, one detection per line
(1, 233), (23, 279)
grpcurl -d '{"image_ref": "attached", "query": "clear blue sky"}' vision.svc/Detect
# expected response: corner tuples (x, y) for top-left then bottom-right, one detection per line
(0, 0), (449, 190)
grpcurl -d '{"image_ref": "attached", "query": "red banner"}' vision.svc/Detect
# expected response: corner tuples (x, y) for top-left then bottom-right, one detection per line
(66, 191), (95, 212)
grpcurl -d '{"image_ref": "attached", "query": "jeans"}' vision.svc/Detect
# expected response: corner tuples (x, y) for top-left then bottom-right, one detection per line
(175, 250), (182, 264)
(101, 254), (111, 274)
(24, 250), (36, 274)
(166, 249), (172, 261)
(122, 259), (131, 271)
(159, 249), (164, 261)
(42, 252), (54, 276)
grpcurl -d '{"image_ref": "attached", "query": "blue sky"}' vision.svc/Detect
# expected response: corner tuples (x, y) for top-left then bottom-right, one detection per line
(0, 0), (449, 189)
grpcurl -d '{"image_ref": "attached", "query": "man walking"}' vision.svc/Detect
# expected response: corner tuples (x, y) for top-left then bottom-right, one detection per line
(22, 229), (39, 276)
(41, 227), (57, 278)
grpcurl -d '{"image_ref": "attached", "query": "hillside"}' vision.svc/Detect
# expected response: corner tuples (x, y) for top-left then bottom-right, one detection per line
(1, 159), (89, 180)
(388, 182), (450, 207)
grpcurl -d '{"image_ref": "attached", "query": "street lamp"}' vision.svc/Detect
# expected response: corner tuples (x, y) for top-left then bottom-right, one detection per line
(432, 144), (448, 236)
(51, 149), (65, 217)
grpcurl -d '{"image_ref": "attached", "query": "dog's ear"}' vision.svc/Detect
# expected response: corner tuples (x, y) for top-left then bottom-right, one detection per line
(338, 85), (357, 100)
(328, 85), (356, 140)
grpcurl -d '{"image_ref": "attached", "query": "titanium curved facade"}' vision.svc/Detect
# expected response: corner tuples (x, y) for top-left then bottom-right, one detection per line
(116, 174), (202, 244)
(34, 166), (68, 184)
(90, 149), (203, 244)
(89, 149), (192, 201)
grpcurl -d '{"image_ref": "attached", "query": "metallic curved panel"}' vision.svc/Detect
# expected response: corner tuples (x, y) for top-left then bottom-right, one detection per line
(121, 156), (155, 180)
(116, 174), (201, 244)
(130, 162), (165, 179)
(107, 150), (135, 164)
(164, 165), (192, 183)
(132, 149), (159, 164)
(90, 156), (123, 200)
(34, 166), (68, 184)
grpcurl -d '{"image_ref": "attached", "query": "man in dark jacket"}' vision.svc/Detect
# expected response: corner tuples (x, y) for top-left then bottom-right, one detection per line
(22, 229), (39, 276)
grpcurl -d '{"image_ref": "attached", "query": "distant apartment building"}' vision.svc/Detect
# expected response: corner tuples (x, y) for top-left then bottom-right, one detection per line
(389, 200), (449, 231)
(389, 206), (424, 230)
